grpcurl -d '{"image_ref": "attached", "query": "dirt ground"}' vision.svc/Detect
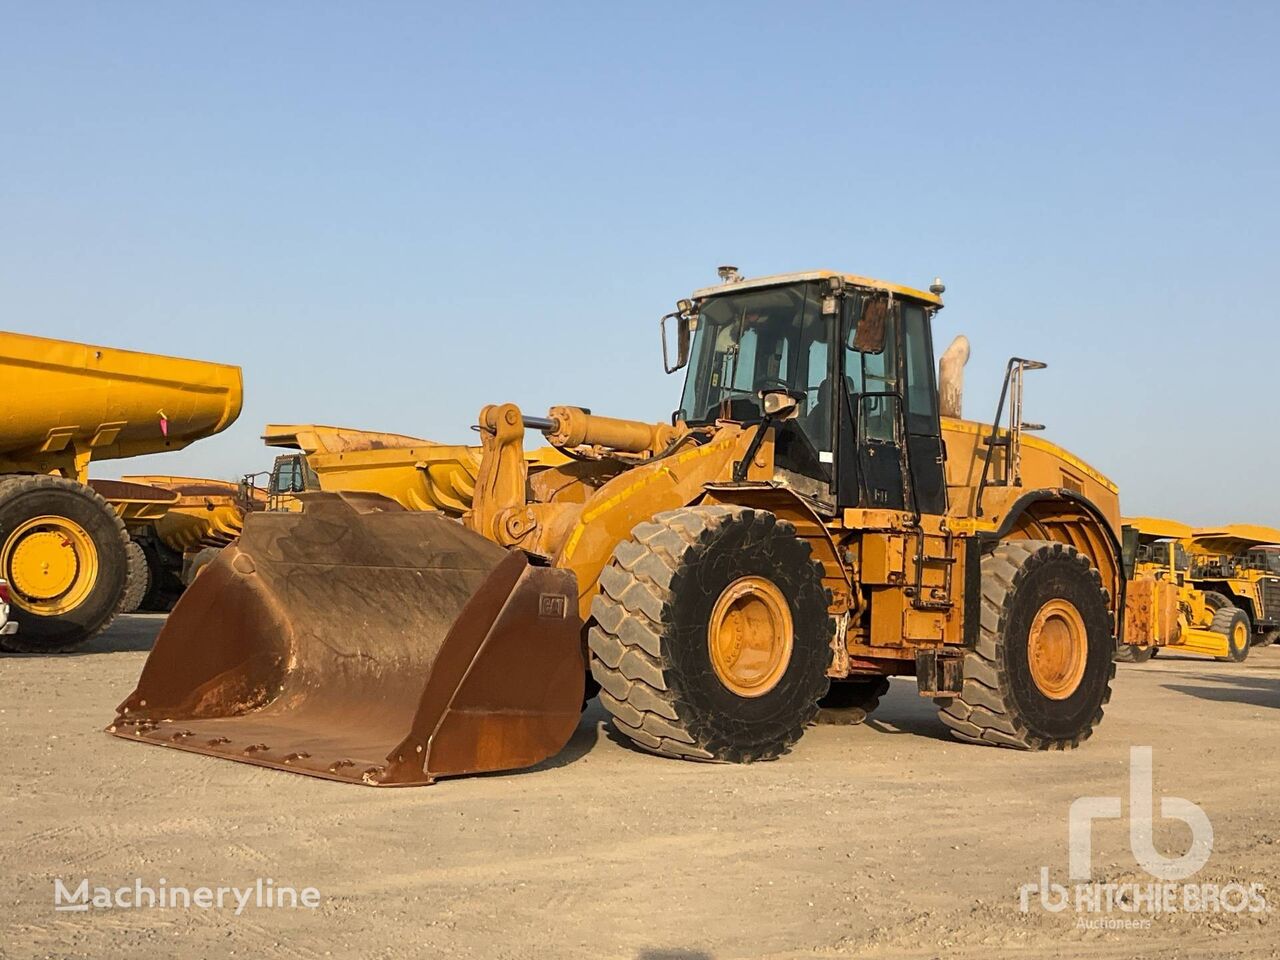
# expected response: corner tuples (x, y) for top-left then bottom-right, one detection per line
(1, 615), (1276, 960)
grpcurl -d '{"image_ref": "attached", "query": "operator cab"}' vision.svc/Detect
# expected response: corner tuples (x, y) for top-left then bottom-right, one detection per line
(1245, 548), (1280, 575)
(666, 270), (947, 516)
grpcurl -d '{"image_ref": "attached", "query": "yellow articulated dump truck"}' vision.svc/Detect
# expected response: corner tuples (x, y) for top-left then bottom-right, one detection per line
(1114, 517), (1250, 663)
(111, 267), (1171, 786)
(255, 423), (569, 513)
(0, 331), (241, 652)
(1187, 525), (1280, 649)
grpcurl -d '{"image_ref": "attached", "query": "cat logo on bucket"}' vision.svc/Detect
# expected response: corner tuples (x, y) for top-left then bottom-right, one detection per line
(539, 594), (568, 619)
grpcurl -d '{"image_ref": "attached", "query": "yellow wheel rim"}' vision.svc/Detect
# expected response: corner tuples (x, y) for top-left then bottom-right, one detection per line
(1027, 598), (1088, 700)
(707, 576), (793, 698)
(1, 516), (99, 616)
(1232, 620), (1248, 651)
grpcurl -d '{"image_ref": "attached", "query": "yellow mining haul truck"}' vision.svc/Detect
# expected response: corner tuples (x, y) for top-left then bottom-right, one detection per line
(1114, 517), (1250, 663)
(114, 475), (266, 612)
(1188, 525), (1280, 649)
(256, 423), (570, 513)
(0, 331), (242, 652)
(113, 268), (1166, 786)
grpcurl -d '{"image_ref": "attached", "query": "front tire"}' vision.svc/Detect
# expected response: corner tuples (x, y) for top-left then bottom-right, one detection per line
(0, 475), (128, 653)
(937, 540), (1115, 750)
(1211, 605), (1251, 662)
(588, 505), (832, 763)
(1114, 643), (1155, 664)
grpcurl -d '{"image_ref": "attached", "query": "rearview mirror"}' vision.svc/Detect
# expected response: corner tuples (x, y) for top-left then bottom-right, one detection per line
(850, 297), (888, 354)
(661, 308), (693, 374)
(760, 389), (801, 419)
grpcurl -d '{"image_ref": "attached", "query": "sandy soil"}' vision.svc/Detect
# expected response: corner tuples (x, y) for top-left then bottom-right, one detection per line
(1, 614), (1276, 960)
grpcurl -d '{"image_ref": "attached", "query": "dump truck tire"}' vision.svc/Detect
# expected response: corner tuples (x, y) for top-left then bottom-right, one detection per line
(137, 538), (181, 612)
(120, 539), (150, 615)
(936, 540), (1114, 750)
(816, 677), (891, 725)
(1203, 591), (1230, 611)
(1211, 605), (1251, 662)
(1256, 629), (1279, 648)
(0, 475), (128, 653)
(588, 505), (832, 763)
(1113, 643), (1155, 663)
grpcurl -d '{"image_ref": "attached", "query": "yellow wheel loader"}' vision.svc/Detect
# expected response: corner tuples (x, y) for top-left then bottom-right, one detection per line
(1114, 517), (1250, 663)
(1187, 525), (1280, 649)
(111, 268), (1162, 785)
(0, 332), (242, 652)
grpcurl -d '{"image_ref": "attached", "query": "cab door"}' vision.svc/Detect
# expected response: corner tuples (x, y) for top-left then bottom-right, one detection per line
(834, 294), (947, 516)
(898, 301), (947, 516)
(835, 294), (905, 509)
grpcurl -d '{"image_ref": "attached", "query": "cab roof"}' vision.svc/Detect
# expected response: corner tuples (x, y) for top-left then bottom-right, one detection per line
(690, 270), (943, 306)
(1122, 516), (1194, 541)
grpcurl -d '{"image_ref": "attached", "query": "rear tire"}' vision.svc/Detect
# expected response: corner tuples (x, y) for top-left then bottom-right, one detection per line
(120, 539), (150, 614)
(1256, 629), (1280, 649)
(0, 475), (128, 653)
(937, 540), (1115, 750)
(816, 677), (891, 725)
(588, 505), (832, 763)
(1211, 605), (1251, 662)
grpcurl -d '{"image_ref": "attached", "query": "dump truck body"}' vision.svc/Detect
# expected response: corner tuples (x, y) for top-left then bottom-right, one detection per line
(122, 475), (265, 553)
(0, 332), (242, 651)
(0, 332), (242, 481)
(113, 268), (1157, 783)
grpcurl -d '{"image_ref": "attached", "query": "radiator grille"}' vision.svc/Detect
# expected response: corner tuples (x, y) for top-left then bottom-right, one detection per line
(1263, 579), (1280, 620)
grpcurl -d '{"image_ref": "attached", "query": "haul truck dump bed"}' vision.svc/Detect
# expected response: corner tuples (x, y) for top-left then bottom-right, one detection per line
(0, 331), (242, 652)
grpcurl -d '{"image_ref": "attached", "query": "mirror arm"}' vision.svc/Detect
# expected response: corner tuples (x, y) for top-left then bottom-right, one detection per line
(733, 415), (775, 482)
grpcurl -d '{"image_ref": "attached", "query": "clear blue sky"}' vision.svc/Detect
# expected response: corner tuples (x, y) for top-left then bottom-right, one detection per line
(4, 2), (1277, 525)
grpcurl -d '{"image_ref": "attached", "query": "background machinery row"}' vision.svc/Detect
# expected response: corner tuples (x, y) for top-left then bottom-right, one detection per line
(3, 268), (1275, 791)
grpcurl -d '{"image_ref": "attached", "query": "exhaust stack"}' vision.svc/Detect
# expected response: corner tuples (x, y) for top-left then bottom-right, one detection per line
(938, 334), (970, 419)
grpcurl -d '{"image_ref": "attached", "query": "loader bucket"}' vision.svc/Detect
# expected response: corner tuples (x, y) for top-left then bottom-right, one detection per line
(107, 492), (584, 786)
